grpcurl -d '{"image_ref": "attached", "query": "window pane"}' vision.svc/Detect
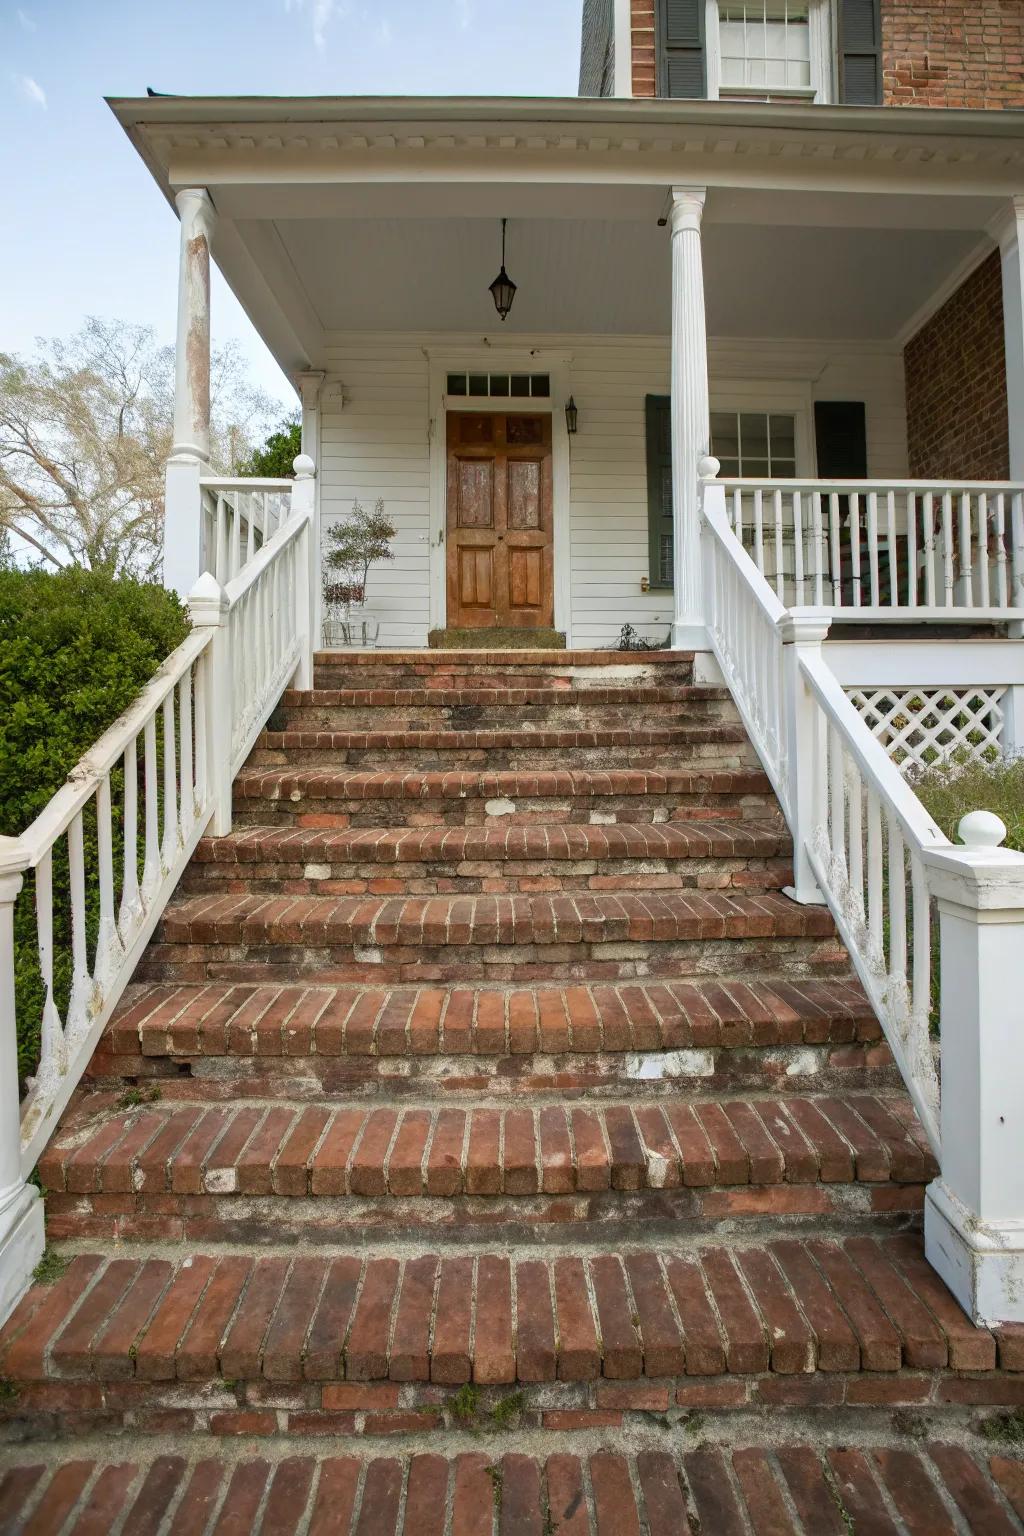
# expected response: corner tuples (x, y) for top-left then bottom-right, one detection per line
(769, 414), (795, 459)
(489, 375), (510, 397)
(469, 374), (488, 397)
(711, 413), (739, 462)
(744, 458), (771, 480)
(660, 532), (673, 585)
(718, 1), (810, 93)
(510, 375), (531, 397)
(740, 413), (769, 461)
(447, 373), (467, 396)
(531, 374), (551, 397)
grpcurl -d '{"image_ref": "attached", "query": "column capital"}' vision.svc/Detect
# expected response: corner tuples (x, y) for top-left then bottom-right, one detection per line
(669, 186), (707, 237)
(174, 187), (217, 244)
(296, 370), (327, 408)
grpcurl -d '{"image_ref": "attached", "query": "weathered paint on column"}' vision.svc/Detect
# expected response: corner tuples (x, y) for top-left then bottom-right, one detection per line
(669, 185), (710, 652)
(172, 188), (217, 462)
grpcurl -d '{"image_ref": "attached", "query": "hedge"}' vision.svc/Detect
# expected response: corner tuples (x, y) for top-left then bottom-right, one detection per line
(0, 568), (190, 1084)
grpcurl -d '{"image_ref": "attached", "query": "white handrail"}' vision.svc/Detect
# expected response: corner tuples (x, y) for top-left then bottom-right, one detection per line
(0, 457), (316, 1204)
(721, 477), (1024, 618)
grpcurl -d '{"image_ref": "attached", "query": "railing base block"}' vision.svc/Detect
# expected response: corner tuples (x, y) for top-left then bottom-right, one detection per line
(782, 883), (828, 907)
(925, 1178), (1024, 1327)
(671, 622), (709, 652)
(0, 1187), (44, 1329)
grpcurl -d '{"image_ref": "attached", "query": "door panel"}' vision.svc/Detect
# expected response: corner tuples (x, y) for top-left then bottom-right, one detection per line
(446, 413), (553, 629)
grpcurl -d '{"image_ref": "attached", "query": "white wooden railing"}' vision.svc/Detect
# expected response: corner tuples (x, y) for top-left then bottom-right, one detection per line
(722, 478), (1024, 620)
(201, 476), (294, 585)
(0, 456), (315, 1314)
(701, 456), (1024, 1325)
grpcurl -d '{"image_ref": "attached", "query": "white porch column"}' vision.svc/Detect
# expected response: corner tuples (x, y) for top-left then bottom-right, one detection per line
(297, 371), (326, 655)
(923, 813), (1024, 1325)
(669, 186), (711, 651)
(995, 197), (1024, 481)
(164, 188), (218, 600)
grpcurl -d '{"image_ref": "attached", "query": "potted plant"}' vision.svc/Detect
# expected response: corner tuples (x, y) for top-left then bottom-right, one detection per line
(322, 497), (396, 648)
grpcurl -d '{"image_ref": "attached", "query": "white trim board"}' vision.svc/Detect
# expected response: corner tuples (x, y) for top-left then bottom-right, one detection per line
(825, 639), (1024, 688)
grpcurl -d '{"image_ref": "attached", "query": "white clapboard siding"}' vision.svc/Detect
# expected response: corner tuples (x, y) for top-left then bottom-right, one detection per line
(318, 333), (907, 650)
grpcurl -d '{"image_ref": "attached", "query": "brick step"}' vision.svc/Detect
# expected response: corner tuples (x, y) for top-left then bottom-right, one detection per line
(273, 698), (736, 734)
(3, 1445), (1022, 1534)
(182, 820), (792, 898)
(249, 723), (755, 771)
(313, 646), (694, 675)
(232, 766), (781, 829)
(142, 890), (844, 986)
(42, 1087), (939, 1241)
(281, 683), (728, 709)
(91, 979), (893, 1099)
(2, 1236), (1020, 1400)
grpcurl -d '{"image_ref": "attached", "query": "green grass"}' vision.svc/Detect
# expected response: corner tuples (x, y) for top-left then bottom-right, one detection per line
(912, 755), (1024, 853)
(32, 1248), (68, 1285)
(979, 1407), (1024, 1447)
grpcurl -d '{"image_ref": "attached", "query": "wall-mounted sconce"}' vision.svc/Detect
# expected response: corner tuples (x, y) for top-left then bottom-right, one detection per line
(564, 396), (578, 435)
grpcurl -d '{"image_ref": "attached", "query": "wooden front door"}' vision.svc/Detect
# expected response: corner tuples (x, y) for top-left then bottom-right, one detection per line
(446, 412), (554, 629)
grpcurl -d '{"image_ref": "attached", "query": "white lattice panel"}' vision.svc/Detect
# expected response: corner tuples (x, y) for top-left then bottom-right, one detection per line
(846, 687), (1006, 773)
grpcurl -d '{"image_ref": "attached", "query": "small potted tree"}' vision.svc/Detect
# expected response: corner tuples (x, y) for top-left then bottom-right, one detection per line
(322, 497), (396, 649)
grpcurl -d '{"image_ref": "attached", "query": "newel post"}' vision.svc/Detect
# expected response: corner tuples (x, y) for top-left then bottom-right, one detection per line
(189, 574), (234, 837)
(164, 188), (218, 600)
(0, 840), (46, 1323)
(777, 611), (831, 906)
(291, 454), (317, 691)
(923, 812), (1024, 1325)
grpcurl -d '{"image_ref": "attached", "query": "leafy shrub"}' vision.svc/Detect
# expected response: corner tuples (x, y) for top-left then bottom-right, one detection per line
(0, 567), (189, 1082)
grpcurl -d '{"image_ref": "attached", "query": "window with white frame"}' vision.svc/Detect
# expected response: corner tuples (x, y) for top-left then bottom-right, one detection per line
(709, 0), (830, 101)
(710, 411), (798, 478)
(719, 1), (811, 93)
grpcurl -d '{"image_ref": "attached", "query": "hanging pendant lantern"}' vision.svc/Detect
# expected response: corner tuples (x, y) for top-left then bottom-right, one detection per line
(489, 218), (517, 322)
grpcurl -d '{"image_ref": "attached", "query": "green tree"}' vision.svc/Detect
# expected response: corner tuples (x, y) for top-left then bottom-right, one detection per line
(237, 418), (302, 478)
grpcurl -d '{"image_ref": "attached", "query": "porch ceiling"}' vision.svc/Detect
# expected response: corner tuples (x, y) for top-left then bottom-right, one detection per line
(245, 202), (986, 342)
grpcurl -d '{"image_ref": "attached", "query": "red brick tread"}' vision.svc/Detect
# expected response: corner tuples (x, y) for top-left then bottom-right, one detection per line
(259, 724), (748, 751)
(234, 766), (774, 803)
(1, 1445), (1021, 1534)
(193, 819), (791, 866)
(2, 1235), (1017, 1386)
(106, 977), (877, 1058)
(158, 889), (837, 948)
(40, 1092), (932, 1198)
(280, 684), (730, 707)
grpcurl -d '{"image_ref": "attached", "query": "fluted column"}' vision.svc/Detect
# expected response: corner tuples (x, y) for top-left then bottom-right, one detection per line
(669, 185), (710, 650)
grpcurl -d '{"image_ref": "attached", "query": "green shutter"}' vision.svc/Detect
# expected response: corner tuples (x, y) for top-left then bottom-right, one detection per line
(838, 0), (882, 105)
(645, 395), (673, 589)
(657, 0), (706, 99)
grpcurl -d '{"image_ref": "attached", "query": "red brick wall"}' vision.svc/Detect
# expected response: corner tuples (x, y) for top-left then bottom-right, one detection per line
(882, 0), (1024, 109)
(631, 0), (657, 96)
(631, 0), (1024, 106)
(904, 251), (1010, 481)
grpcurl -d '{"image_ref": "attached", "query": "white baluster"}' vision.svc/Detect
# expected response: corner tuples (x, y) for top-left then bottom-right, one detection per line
(923, 493), (936, 608)
(189, 574), (233, 836)
(978, 493), (991, 608)
(67, 811), (90, 1031)
(161, 693), (178, 870)
(866, 492), (880, 607)
(119, 737), (141, 937)
(179, 669), (195, 841)
(888, 821), (908, 991)
(829, 493), (842, 607)
(34, 849), (64, 1074)
(792, 491), (804, 606)
(1011, 490), (1024, 609)
(0, 840), (45, 1318)
(957, 492), (973, 607)
(811, 492), (824, 606)
(941, 491), (955, 607)
(773, 489), (784, 600)
(886, 491), (898, 610)
(215, 495), (228, 584)
(230, 493), (242, 579)
(995, 493), (1009, 608)
(907, 492), (918, 610)
(95, 775), (123, 984)
(754, 489), (765, 577)
(142, 714), (160, 899)
(866, 788), (883, 964)
(849, 493), (862, 609)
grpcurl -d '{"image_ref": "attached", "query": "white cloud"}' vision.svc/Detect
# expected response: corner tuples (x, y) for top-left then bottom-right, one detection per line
(16, 74), (46, 108)
(284, 0), (347, 52)
(455, 0), (473, 29)
(16, 9), (37, 31)
(375, 15), (393, 45)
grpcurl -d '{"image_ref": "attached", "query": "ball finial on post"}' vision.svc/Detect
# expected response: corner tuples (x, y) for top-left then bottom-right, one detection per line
(957, 810), (1007, 850)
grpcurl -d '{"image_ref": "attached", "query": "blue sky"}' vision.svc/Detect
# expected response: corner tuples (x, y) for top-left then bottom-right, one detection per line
(2, 0), (582, 412)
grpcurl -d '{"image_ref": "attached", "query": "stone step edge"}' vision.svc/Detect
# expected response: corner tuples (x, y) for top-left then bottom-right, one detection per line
(39, 1093), (934, 1200)
(2, 1236), (1021, 1389)
(103, 978), (878, 1059)
(1, 1442), (1021, 1535)
(281, 685), (730, 706)
(312, 649), (694, 665)
(157, 889), (838, 949)
(190, 820), (792, 867)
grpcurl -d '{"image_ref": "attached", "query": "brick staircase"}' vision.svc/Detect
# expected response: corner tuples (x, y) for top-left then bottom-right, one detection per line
(2, 649), (1023, 1534)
